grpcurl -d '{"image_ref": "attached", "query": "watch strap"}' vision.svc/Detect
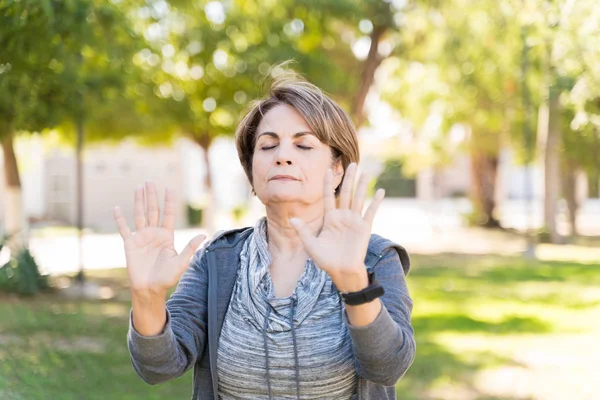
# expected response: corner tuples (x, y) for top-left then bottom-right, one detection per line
(339, 270), (385, 306)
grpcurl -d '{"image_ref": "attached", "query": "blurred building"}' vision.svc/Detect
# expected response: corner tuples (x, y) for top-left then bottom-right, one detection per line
(0, 135), (251, 233)
(0, 132), (598, 235)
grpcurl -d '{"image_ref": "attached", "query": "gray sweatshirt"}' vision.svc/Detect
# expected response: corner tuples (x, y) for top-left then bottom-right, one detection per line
(127, 226), (416, 400)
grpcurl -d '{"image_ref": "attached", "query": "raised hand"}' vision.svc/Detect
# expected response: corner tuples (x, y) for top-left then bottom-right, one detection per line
(289, 163), (385, 292)
(113, 182), (206, 299)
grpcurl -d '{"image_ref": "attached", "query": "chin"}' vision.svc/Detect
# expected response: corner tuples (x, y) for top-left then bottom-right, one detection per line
(259, 189), (307, 204)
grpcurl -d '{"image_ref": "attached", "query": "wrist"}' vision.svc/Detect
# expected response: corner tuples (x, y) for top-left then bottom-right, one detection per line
(339, 270), (385, 306)
(335, 269), (369, 293)
(131, 287), (167, 303)
(131, 290), (167, 319)
(131, 292), (168, 337)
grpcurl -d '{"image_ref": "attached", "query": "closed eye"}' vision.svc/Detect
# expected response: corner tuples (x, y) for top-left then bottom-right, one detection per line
(260, 145), (313, 150)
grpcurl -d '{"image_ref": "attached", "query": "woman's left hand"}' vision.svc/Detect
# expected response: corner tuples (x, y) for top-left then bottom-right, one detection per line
(289, 162), (385, 293)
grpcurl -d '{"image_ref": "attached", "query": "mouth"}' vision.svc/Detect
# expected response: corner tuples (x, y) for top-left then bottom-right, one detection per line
(271, 175), (299, 181)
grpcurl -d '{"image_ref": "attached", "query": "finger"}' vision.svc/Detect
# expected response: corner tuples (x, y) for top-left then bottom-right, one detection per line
(113, 206), (132, 238)
(289, 218), (317, 255)
(339, 162), (357, 210)
(363, 188), (386, 227)
(323, 169), (336, 212)
(162, 187), (177, 230)
(352, 173), (370, 214)
(134, 186), (146, 231)
(177, 234), (207, 268)
(146, 181), (160, 228)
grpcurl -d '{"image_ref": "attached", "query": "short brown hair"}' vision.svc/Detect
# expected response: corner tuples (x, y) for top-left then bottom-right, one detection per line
(235, 72), (360, 197)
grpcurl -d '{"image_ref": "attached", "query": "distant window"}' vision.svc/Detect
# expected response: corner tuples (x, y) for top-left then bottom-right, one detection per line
(48, 201), (70, 222)
(96, 161), (107, 173)
(50, 175), (68, 193)
(48, 175), (71, 221)
(167, 162), (178, 174)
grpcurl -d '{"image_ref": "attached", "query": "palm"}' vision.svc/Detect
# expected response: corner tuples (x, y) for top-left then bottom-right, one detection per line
(123, 228), (176, 290)
(113, 183), (206, 295)
(310, 211), (369, 272)
(290, 163), (385, 281)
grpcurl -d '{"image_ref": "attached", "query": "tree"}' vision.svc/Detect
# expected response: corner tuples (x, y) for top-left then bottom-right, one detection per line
(1, 1), (69, 247)
(554, 0), (600, 238)
(1, 0), (150, 275)
(381, 0), (523, 227)
(521, 0), (600, 242)
(127, 0), (401, 231)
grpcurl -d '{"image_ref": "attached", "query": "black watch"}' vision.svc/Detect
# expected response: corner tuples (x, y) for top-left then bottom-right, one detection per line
(339, 271), (385, 306)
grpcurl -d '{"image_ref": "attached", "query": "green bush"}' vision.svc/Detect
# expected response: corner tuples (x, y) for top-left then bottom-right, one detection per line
(187, 204), (203, 226)
(0, 236), (49, 295)
(232, 203), (248, 223)
(374, 158), (417, 198)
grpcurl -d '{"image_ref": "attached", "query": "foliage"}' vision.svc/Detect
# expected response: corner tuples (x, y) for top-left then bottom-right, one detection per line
(0, 236), (49, 295)
(0, 0), (146, 139)
(374, 158), (417, 198)
(186, 204), (203, 227)
(231, 203), (248, 223)
(125, 0), (370, 146)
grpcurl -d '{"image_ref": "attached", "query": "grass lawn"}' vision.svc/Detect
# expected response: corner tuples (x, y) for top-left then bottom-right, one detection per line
(1, 254), (599, 399)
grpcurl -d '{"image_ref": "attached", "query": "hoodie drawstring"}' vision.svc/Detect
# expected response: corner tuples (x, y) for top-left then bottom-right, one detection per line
(290, 295), (300, 399)
(263, 296), (300, 400)
(263, 306), (273, 399)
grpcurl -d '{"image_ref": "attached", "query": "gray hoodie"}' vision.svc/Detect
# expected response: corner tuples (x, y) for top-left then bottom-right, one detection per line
(127, 225), (416, 399)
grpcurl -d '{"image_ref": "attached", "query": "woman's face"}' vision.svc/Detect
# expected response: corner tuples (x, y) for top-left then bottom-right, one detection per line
(252, 104), (342, 206)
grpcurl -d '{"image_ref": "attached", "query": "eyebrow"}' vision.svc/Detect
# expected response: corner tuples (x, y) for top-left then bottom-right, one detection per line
(257, 131), (315, 139)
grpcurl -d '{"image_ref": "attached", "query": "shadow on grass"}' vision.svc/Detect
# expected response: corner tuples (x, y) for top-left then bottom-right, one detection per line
(411, 254), (600, 285)
(412, 314), (551, 335)
(397, 338), (528, 400)
(395, 313), (547, 399)
(409, 254), (600, 309)
(0, 299), (192, 400)
(396, 253), (600, 398)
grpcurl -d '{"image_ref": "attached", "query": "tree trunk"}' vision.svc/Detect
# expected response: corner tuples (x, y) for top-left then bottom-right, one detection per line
(1, 132), (25, 248)
(562, 163), (578, 238)
(75, 114), (86, 282)
(193, 133), (216, 235)
(352, 25), (387, 127)
(541, 87), (562, 244)
(469, 148), (501, 228)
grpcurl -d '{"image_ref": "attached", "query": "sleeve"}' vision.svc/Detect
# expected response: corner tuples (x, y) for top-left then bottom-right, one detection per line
(343, 246), (416, 386)
(127, 247), (210, 385)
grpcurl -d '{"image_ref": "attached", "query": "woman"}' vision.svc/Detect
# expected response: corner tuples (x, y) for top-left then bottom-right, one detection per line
(113, 74), (415, 400)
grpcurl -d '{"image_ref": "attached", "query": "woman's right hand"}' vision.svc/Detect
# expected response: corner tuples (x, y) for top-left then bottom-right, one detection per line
(113, 181), (206, 300)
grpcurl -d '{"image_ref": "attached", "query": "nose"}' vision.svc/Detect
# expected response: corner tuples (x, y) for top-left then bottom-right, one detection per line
(274, 141), (293, 166)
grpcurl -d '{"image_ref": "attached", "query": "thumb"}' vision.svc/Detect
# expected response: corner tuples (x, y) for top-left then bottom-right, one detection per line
(289, 218), (317, 254)
(177, 234), (207, 268)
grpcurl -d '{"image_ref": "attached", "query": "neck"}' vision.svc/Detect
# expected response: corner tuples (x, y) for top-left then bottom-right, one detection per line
(263, 206), (323, 260)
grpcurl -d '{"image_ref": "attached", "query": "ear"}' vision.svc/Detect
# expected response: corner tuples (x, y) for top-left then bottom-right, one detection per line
(332, 159), (344, 190)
